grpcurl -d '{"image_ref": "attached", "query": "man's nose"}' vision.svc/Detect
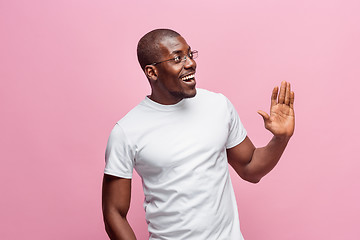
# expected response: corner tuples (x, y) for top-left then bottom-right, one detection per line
(183, 56), (196, 69)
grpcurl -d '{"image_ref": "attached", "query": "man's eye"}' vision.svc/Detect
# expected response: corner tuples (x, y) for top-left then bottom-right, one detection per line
(189, 52), (193, 59)
(174, 56), (181, 63)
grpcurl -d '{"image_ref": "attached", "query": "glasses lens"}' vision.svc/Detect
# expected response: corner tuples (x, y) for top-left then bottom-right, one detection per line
(174, 56), (182, 63)
(191, 51), (198, 59)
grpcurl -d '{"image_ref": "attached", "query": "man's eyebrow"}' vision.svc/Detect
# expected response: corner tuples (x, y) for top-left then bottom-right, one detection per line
(171, 47), (191, 55)
(171, 50), (183, 55)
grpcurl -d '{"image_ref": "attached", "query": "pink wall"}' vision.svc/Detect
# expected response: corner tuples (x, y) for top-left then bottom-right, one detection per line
(1, 0), (359, 239)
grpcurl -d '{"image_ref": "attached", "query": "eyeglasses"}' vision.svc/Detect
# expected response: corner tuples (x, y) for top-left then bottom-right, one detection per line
(151, 50), (198, 66)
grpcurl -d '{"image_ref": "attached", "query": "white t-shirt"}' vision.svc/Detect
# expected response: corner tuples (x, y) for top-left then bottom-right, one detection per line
(105, 88), (247, 240)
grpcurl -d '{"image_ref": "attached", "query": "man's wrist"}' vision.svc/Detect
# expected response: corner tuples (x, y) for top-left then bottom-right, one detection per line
(272, 135), (291, 144)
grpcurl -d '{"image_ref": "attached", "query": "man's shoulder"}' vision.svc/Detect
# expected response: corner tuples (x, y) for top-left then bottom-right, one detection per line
(115, 98), (148, 126)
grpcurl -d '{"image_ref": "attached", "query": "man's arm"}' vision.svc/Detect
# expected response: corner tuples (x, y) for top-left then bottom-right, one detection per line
(227, 81), (295, 183)
(102, 174), (137, 240)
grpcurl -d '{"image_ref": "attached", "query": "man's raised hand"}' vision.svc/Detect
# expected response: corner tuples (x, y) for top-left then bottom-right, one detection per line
(257, 81), (295, 139)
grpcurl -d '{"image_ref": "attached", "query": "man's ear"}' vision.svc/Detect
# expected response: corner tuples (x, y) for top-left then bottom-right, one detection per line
(144, 65), (158, 81)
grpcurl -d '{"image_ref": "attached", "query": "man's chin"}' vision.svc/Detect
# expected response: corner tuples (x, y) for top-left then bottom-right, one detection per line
(183, 88), (197, 99)
(170, 88), (197, 100)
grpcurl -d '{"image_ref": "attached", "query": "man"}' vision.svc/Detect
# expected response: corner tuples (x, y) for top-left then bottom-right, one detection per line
(102, 29), (295, 240)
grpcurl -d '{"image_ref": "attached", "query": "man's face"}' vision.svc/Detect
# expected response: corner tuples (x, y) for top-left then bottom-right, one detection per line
(154, 36), (197, 104)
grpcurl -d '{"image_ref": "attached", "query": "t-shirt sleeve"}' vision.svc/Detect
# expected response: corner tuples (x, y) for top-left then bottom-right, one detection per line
(104, 123), (135, 178)
(224, 96), (247, 149)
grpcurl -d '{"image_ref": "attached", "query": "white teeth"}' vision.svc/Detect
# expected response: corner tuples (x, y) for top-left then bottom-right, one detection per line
(181, 74), (195, 81)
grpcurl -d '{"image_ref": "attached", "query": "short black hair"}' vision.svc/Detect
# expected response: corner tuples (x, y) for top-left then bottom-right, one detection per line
(137, 29), (181, 70)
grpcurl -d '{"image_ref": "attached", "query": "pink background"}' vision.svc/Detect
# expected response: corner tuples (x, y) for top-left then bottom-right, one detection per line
(1, 0), (359, 239)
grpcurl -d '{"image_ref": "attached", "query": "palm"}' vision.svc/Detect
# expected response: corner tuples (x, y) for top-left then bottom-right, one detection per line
(258, 81), (295, 138)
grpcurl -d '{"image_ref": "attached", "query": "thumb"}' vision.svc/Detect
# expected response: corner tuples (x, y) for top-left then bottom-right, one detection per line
(257, 110), (270, 123)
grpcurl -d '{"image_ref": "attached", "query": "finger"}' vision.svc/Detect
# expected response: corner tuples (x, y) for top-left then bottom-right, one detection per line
(278, 81), (286, 104)
(257, 110), (270, 122)
(290, 91), (295, 109)
(271, 86), (278, 108)
(285, 82), (291, 105)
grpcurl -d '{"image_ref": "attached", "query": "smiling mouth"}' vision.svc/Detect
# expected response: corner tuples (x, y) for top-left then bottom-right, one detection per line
(180, 73), (195, 82)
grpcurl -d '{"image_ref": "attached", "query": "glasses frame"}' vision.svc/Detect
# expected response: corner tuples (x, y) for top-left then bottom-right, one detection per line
(150, 50), (198, 66)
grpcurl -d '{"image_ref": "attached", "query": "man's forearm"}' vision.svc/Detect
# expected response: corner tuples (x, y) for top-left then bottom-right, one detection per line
(244, 136), (290, 183)
(103, 211), (137, 240)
